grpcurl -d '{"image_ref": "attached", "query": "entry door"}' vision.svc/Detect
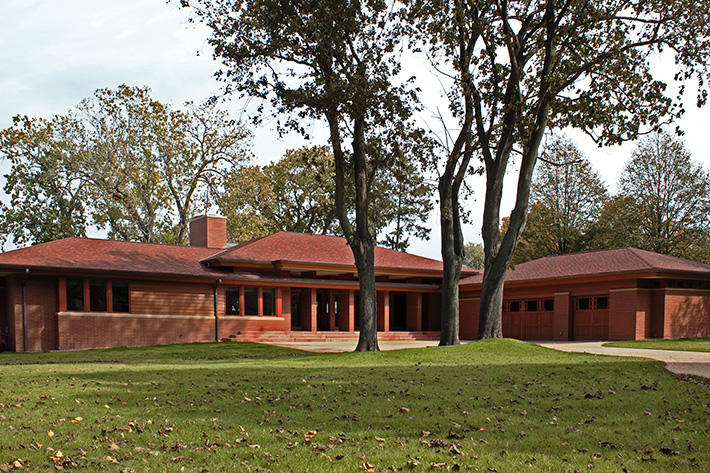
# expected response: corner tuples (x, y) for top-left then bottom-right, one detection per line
(573, 296), (609, 340)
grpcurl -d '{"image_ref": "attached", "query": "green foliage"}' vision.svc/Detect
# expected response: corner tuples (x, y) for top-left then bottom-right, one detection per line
(617, 131), (710, 262)
(0, 115), (89, 248)
(1, 340), (708, 471)
(511, 137), (608, 264)
(0, 85), (250, 246)
(219, 146), (338, 242)
(219, 145), (433, 249)
(462, 242), (484, 270)
(413, 0), (710, 337)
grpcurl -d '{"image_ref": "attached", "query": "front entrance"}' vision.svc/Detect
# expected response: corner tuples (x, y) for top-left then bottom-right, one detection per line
(572, 295), (609, 340)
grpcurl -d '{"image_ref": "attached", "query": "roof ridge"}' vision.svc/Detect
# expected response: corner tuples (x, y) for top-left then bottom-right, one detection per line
(624, 247), (657, 270)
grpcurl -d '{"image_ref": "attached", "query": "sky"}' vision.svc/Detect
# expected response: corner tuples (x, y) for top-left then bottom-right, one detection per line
(1, 0), (709, 259)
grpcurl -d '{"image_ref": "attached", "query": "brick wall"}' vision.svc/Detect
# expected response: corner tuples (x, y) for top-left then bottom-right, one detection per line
(130, 281), (213, 316)
(608, 290), (638, 340)
(59, 313), (216, 350)
(663, 290), (710, 339)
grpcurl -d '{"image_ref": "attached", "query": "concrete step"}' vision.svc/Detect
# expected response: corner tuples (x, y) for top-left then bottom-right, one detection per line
(228, 330), (440, 343)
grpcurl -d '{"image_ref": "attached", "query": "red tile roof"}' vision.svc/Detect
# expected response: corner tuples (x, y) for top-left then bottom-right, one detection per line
(203, 232), (464, 275)
(0, 233), (458, 279)
(0, 238), (226, 279)
(460, 247), (710, 286)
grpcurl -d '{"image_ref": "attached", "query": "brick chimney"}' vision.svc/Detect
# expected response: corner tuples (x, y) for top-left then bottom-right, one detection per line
(189, 215), (227, 248)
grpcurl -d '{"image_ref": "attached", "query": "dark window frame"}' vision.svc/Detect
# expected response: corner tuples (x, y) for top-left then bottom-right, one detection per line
(262, 288), (276, 316)
(225, 287), (240, 316)
(244, 287), (258, 316)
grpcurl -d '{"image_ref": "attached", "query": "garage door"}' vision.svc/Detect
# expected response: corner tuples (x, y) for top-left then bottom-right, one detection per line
(573, 295), (609, 340)
(502, 299), (554, 340)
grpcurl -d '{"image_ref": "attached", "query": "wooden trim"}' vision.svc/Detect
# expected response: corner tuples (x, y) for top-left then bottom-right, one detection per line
(221, 315), (285, 321)
(58, 311), (214, 320)
(459, 297), (479, 301)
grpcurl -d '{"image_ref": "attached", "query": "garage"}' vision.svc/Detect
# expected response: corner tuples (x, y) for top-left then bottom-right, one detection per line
(502, 298), (554, 340)
(572, 295), (609, 340)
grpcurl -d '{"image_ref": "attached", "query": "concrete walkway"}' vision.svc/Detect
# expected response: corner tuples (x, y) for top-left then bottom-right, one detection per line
(266, 339), (440, 353)
(537, 341), (710, 378)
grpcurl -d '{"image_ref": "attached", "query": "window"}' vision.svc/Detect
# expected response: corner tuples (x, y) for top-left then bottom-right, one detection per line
(543, 299), (554, 311)
(226, 288), (240, 315)
(90, 280), (107, 311)
(112, 281), (130, 313)
(526, 300), (538, 312)
(263, 288), (276, 316)
(576, 297), (592, 310)
(66, 278), (84, 311)
(244, 288), (258, 315)
(596, 296), (609, 310)
(508, 301), (520, 312)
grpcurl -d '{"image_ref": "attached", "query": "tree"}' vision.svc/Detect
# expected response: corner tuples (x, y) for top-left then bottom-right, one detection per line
(587, 195), (645, 251)
(0, 115), (90, 248)
(617, 131), (710, 260)
(185, 0), (417, 350)
(510, 137), (608, 263)
(76, 85), (249, 243)
(368, 145), (434, 251)
(415, 0), (710, 339)
(219, 145), (433, 250)
(0, 85), (250, 246)
(218, 146), (338, 242)
(463, 242), (485, 270)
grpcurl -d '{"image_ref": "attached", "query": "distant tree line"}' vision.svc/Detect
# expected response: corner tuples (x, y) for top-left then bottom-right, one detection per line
(0, 85), (433, 251)
(504, 133), (710, 265)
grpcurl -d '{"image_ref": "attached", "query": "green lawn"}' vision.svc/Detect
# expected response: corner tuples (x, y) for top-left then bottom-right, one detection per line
(0, 340), (708, 472)
(604, 338), (710, 352)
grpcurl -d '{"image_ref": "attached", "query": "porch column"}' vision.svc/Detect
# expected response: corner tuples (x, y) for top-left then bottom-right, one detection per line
(106, 281), (113, 313)
(339, 290), (355, 332)
(58, 278), (67, 312)
(328, 291), (336, 331)
(406, 292), (422, 331)
(257, 287), (263, 317)
(275, 287), (283, 317)
(82, 279), (90, 312)
(307, 287), (317, 332)
(377, 291), (390, 332)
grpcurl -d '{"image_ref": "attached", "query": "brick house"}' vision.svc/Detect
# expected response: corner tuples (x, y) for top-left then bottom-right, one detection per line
(0, 216), (466, 352)
(1, 215), (708, 352)
(459, 248), (710, 341)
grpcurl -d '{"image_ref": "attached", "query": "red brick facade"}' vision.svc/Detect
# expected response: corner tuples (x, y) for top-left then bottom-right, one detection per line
(1, 227), (709, 351)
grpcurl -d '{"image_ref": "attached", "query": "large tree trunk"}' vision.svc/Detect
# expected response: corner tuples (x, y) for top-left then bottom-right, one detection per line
(439, 185), (462, 346)
(478, 257), (505, 338)
(327, 108), (379, 351)
(353, 238), (378, 351)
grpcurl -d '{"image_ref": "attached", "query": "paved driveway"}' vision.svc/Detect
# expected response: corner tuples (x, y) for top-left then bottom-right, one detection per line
(537, 341), (710, 379)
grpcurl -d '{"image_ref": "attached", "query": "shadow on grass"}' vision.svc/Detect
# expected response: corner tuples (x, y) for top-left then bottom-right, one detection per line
(1, 340), (707, 472)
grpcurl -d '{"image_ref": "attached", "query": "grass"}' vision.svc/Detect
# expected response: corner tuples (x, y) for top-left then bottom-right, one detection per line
(604, 338), (710, 352)
(0, 340), (708, 472)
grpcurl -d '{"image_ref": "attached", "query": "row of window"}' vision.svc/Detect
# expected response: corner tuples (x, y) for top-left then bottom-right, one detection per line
(225, 287), (276, 316)
(504, 299), (554, 313)
(667, 279), (710, 290)
(65, 280), (278, 316)
(575, 296), (609, 311)
(66, 279), (130, 312)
